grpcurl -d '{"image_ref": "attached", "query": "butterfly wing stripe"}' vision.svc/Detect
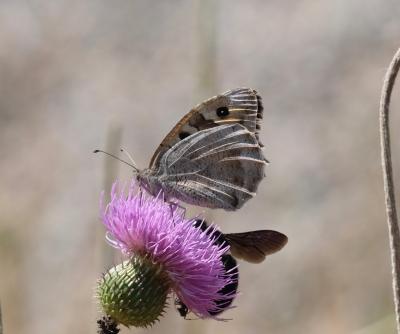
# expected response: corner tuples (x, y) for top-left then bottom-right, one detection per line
(215, 127), (251, 139)
(220, 156), (267, 164)
(177, 180), (236, 200)
(230, 112), (258, 116)
(184, 124), (254, 155)
(229, 103), (258, 107)
(213, 118), (244, 123)
(230, 99), (257, 102)
(213, 119), (255, 124)
(191, 143), (260, 161)
(164, 125), (236, 168)
(233, 90), (255, 97)
(195, 174), (256, 197)
(167, 125), (252, 166)
(158, 170), (203, 181)
(185, 132), (261, 161)
(228, 108), (257, 112)
(231, 106), (257, 110)
(171, 181), (231, 207)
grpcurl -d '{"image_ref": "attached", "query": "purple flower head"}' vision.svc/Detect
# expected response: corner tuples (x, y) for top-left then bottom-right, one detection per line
(101, 181), (237, 317)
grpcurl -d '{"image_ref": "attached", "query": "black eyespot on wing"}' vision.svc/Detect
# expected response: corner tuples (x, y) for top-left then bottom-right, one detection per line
(179, 132), (191, 140)
(216, 107), (230, 117)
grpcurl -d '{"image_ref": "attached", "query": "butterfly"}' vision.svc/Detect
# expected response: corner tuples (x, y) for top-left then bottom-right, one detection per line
(175, 219), (288, 318)
(139, 88), (267, 211)
(96, 88), (266, 210)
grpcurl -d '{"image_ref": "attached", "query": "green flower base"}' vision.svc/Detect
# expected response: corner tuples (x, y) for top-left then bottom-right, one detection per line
(98, 256), (170, 328)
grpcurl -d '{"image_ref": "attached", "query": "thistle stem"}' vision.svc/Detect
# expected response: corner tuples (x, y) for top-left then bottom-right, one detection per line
(0, 302), (3, 334)
(379, 46), (400, 333)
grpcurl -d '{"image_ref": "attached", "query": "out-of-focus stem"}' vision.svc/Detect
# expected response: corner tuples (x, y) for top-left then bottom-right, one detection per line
(379, 46), (400, 334)
(0, 302), (3, 334)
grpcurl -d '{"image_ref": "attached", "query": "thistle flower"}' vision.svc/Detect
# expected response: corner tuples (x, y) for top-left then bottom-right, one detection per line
(97, 182), (237, 328)
(175, 220), (239, 319)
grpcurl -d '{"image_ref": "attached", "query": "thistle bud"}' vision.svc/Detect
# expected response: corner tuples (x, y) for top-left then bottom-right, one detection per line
(98, 256), (170, 328)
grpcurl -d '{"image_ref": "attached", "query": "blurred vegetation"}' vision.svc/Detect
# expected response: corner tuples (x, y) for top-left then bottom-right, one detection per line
(0, 1), (399, 334)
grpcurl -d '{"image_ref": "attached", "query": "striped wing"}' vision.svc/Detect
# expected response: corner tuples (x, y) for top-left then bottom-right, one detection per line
(149, 88), (263, 169)
(225, 230), (288, 263)
(153, 123), (267, 210)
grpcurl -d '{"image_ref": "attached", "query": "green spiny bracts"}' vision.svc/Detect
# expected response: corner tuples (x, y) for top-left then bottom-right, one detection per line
(98, 255), (171, 328)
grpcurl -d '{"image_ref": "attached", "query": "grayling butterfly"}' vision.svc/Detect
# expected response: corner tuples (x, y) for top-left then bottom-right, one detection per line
(97, 88), (267, 211)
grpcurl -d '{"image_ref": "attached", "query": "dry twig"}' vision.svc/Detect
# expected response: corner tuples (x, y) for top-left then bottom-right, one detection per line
(379, 46), (400, 333)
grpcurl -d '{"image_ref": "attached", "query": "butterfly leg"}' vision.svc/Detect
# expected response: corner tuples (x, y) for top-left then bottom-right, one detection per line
(168, 200), (186, 216)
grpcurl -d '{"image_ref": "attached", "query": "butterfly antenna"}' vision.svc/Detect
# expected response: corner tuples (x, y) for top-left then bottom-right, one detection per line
(120, 148), (139, 170)
(93, 149), (139, 172)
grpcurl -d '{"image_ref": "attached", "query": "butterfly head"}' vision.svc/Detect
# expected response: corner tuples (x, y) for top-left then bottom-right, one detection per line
(136, 168), (165, 198)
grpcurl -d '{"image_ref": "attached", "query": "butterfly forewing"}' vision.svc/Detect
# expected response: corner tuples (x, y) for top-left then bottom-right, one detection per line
(149, 88), (263, 169)
(225, 230), (288, 263)
(147, 123), (266, 210)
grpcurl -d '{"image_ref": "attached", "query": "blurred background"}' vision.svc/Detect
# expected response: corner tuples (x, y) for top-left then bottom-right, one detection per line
(1, 1), (400, 333)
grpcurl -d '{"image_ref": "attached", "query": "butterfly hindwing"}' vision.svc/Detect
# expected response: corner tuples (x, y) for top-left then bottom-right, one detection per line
(149, 124), (267, 210)
(225, 230), (288, 263)
(149, 88), (263, 169)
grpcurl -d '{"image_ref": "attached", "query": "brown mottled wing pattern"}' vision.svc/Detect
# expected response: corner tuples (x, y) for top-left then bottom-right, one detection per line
(151, 123), (267, 210)
(225, 230), (288, 263)
(149, 88), (263, 169)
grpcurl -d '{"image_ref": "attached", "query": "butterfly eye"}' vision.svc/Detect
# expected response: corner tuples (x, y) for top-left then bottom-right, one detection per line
(216, 107), (230, 117)
(179, 132), (191, 140)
